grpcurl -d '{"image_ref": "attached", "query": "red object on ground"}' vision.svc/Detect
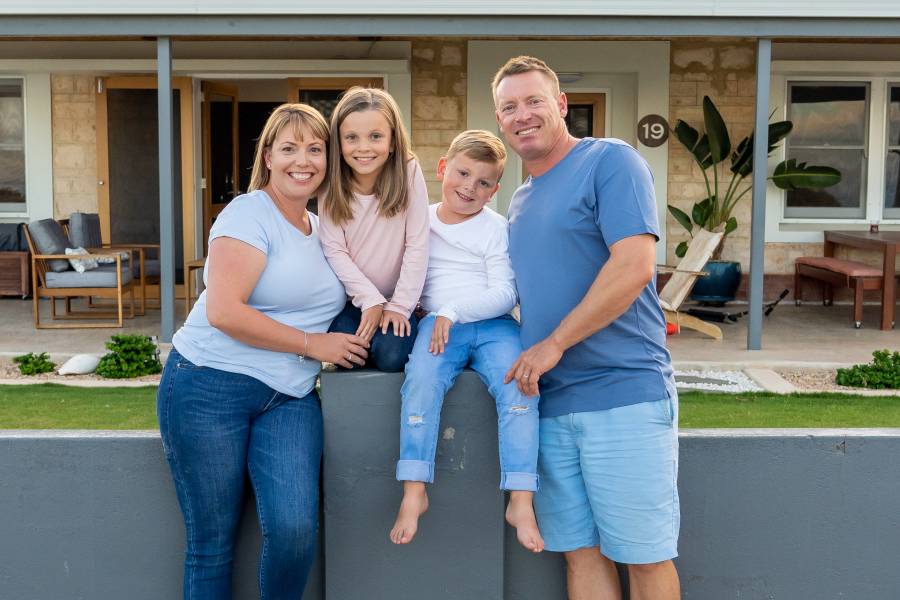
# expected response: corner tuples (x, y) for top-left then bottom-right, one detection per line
(666, 322), (679, 336)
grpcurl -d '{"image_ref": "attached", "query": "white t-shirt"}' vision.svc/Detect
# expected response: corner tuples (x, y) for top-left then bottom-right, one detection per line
(173, 190), (346, 397)
(419, 203), (517, 324)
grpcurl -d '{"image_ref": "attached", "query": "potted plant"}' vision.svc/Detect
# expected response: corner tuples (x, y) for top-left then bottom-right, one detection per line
(668, 95), (841, 303)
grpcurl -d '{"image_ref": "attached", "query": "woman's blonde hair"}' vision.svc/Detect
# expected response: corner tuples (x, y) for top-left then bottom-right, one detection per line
(323, 87), (414, 226)
(248, 103), (330, 193)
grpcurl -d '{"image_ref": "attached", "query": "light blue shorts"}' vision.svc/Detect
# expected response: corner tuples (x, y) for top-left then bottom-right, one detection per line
(534, 396), (680, 564)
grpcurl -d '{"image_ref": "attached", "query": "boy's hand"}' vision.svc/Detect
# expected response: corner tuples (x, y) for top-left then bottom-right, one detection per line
(429, 316), (453, 355)
(381, 309), (412, 337)
(357, 304), (384, 342)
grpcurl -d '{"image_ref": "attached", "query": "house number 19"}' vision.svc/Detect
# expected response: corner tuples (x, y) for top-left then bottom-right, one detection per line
(637, 114), (669, 148)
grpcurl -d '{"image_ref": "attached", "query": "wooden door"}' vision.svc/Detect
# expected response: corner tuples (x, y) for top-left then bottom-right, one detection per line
(201, 82), (239, 252)
(287, 77), (384, 121)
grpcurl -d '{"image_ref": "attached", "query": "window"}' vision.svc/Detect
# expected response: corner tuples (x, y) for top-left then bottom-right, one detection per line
(0, 79), (25, 213)
(886, 84), (900, 219)
(785, 82), (868, 219)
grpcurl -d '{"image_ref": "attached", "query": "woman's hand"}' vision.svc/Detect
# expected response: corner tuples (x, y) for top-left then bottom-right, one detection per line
(307, 332), (369, 369)
(381, 310), (412, 337)
(357, 304), (384, 342)
(429, 316), (452, 355)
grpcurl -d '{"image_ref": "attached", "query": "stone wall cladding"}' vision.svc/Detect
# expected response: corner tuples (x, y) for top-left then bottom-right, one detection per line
(410, 39), (468, 203)
(51, 74), (98, 219)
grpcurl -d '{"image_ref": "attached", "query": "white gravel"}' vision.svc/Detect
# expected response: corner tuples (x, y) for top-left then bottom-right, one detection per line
(674, 369), (763, 393)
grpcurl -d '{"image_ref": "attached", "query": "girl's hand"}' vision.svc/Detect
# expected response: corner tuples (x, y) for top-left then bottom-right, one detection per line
(307, 332), (369, 369)
(357, 304), (384, 342)
(381, 310), (411, 337)
(429, 316), (452, 355)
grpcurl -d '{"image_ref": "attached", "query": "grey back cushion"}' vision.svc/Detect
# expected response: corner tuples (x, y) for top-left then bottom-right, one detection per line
(27, 219), (71, 273)
(68, 212), (103, 249)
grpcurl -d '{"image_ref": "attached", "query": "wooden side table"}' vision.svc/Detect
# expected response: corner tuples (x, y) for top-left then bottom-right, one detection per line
(0, 251), (30, 298)
(185, 258), (206, 317)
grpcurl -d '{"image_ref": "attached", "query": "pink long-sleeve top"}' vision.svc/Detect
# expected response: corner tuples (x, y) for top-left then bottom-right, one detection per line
(319, 159), (430, 318)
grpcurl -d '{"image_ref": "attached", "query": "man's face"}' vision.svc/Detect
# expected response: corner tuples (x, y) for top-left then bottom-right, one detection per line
(494, 70), (568, 162)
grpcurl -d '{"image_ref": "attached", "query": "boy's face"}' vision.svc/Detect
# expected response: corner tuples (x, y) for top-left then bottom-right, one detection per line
(437, 153), (502, 220)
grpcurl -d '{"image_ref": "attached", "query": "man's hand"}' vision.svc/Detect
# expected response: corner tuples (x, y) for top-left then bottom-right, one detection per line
(504, 337), (565, 397)
(429, 316), (453, 355)
(381, 309), (412, 337)
(357, 304), (384, 342)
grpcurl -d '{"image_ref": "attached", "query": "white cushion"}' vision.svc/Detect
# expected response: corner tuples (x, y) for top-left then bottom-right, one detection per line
(65, 247), (99, 273)
(57, 353), (102, 375)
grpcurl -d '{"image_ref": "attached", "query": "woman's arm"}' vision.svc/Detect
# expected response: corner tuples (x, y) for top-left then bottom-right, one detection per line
(205, 236), (368, 367)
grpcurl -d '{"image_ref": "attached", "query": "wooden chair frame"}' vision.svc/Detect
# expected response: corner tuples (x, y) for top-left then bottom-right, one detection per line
(23, 225), (136, 329)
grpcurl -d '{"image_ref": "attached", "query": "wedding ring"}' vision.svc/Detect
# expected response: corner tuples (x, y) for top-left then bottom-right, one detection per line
(523, 374), (530, 379)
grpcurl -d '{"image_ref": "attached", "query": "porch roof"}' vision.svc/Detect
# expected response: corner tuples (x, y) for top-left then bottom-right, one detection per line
(1, 14), (900, 39)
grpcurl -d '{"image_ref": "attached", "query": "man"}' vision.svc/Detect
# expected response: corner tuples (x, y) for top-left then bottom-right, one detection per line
(496, 56), (681, 600)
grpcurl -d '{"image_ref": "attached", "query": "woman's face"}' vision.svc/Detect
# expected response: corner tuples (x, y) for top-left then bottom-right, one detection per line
(264, 124), (327, 202)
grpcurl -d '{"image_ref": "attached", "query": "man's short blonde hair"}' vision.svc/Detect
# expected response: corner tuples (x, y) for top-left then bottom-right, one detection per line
(446, 130), (507, 175)
(491, 55), (561, 101)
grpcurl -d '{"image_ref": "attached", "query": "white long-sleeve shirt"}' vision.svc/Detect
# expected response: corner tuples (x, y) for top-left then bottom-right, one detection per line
(419, 203), (517, 324)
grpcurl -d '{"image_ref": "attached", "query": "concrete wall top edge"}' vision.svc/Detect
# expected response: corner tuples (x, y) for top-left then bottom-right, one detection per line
(4, 429), (900, 439)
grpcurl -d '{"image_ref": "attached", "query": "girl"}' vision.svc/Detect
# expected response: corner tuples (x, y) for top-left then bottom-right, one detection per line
(319, 87), (430, 372)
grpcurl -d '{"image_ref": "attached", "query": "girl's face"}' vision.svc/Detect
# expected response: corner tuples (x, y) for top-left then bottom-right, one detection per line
(264, 124), (327, 202)
(339, 109), (394, 190)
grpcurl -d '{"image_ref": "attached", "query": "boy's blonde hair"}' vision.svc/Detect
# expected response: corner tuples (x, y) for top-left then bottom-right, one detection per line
(323, 87), (415, 226)
(248, 103), (330, 193)
(445, 130), (507, 178)
(491, 55), (561, 101)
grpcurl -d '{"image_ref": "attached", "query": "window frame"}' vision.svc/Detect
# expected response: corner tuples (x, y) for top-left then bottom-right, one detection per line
(771, 65), (900, 232)
(0, 77), (27, 214)
(884, 81), (900, 220)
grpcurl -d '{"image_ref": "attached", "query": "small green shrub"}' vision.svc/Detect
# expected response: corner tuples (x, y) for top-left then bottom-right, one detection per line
(12, 352), (56, 375)
(96, 334), (162, 379)
(836, 350), (900, 390)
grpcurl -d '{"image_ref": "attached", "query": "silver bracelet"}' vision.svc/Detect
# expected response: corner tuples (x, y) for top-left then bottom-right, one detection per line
(298, 330), (309, 361)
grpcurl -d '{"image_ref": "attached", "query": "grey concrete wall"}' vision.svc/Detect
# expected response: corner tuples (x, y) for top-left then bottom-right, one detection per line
(0, 432), (323, 600)
(1, 372), (899, 599)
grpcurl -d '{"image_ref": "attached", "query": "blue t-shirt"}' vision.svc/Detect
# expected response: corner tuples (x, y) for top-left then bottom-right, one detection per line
(507, 138), (675, 417)
(173, 190), (346, 398)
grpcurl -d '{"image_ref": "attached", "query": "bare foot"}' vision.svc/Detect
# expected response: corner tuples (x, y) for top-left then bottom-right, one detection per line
(506, 491), (544, 553)
(390, 482), (429, 544)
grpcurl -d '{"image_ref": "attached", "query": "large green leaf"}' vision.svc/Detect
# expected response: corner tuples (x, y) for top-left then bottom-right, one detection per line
(771, 159), (842, 190)
(692, 197), (713, 229)
(693, 134), (714, 169)
(730, 121), (794, 177)
(676, 241), (689, 258)
(672, 120), (714, 168)
(668, 205), (693, 233)
(724, 216), (738, 236)
(703, 96), (731, 164)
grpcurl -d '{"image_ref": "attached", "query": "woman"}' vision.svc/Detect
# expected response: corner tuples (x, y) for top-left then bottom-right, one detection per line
(158, 103), (369, 599)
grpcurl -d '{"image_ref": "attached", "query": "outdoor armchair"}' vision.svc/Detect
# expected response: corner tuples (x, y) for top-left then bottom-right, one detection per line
(24, 219), (136, 329)
(65, 212), (160, 314)
(657, 228), (725, 340)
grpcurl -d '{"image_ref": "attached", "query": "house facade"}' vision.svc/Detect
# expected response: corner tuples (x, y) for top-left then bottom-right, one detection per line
(1, 3), (899, 342)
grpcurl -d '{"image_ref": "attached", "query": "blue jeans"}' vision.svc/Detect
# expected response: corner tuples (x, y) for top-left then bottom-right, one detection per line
(328, 301), (418, 372)
(157, 349), (322, 600)
(396, 314), (539, 491)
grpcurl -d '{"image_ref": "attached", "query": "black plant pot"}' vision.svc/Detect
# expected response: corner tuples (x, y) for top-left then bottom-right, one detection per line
(689, 260), (742, 305)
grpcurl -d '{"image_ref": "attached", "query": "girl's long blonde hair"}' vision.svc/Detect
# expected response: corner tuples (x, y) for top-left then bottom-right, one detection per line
(248, 103), (330, 194)
(323, 87), (414, 226)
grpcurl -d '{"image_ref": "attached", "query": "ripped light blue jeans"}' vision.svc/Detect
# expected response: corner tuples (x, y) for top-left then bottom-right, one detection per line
(396, 314), (539, 491)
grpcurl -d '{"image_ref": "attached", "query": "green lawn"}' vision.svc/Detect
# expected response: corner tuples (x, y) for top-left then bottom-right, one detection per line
(0, 385), (898, 429)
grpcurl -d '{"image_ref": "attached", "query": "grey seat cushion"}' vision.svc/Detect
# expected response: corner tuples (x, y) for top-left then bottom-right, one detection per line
(134, 258), (160, 278)
(45, 264), (133, 289)
(27, 219), (71, 273)
(68, 212), (103, 249)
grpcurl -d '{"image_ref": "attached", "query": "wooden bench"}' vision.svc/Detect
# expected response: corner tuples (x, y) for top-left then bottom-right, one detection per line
(794, 256), (885, 328)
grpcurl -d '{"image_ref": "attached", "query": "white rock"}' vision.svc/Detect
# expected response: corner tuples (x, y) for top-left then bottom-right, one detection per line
(58, 354), (102, 375)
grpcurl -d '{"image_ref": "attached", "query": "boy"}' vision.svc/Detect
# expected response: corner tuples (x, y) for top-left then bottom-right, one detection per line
(389, 130), (543, 553)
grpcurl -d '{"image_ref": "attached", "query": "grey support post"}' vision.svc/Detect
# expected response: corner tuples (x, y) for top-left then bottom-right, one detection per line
(747, 38), (772, 351)
(157, 37), (176, 342)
